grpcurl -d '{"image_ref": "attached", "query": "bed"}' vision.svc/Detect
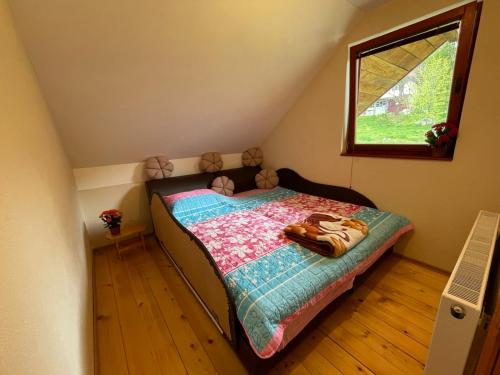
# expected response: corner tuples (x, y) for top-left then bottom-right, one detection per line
(146, 167), (413, 370)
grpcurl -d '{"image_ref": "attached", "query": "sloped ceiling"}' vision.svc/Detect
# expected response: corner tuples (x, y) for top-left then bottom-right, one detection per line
(9, 0), (371, 167)
(348, 0), (388, 10)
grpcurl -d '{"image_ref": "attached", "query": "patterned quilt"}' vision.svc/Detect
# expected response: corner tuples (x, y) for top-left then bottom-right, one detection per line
(165, 187), (413, 358)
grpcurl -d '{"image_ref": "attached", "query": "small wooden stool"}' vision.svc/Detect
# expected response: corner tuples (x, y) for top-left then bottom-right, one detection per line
(105, 224), (146, 259)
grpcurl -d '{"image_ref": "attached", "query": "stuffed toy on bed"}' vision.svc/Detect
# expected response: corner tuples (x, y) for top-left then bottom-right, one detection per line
(284, 213), (368, 257)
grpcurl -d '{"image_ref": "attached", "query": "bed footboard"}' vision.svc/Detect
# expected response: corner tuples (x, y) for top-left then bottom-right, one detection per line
(150, 194), (236, 343)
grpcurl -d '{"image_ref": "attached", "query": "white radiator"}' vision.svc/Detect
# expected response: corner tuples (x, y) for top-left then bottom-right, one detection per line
(425, 210), (499, 375)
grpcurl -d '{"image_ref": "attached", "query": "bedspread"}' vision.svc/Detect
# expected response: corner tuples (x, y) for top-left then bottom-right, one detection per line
(165, 187), (413, 358)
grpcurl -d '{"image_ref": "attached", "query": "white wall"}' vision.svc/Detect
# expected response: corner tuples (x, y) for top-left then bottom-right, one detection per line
(262, 0), (500, 271)
(0, 0), (93, 373)
(75, 153), (243, 248)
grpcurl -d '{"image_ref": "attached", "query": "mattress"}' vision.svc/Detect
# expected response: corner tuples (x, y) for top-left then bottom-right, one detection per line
(164, 187), (413, 358)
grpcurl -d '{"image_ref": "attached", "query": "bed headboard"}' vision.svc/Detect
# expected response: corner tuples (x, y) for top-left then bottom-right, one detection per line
(145, 166), (262, 201)
(145, 166), (376, 208)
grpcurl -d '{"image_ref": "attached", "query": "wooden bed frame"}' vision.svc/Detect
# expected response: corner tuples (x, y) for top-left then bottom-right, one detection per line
(146, 167), (377, 373)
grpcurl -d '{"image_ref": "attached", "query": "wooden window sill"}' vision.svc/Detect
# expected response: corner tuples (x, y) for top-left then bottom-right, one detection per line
(340, 151), (453, 161)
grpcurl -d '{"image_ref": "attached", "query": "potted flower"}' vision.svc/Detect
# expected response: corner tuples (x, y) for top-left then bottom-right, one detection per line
(99, 209), (122, 235)
(425, 122), (458, 157)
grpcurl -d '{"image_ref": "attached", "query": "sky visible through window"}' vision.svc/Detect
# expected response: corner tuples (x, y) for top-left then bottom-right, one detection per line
(355, 39), (459, 144)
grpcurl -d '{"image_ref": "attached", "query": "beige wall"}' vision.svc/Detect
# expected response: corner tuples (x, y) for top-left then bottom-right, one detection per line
(262, 0), (500, 271)
(0, 1), (93, 374)
(76, 153), (244, 248)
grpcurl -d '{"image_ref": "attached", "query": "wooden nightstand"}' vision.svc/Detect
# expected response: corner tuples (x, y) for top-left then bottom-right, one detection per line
(105, 224), (146, 259)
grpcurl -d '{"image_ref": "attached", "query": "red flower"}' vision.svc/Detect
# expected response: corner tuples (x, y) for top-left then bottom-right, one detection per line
(438, 134), (450, 144)
(99, 209), (122, 224)
(100, 209), (121, 218)
(425, 130), (434, 138)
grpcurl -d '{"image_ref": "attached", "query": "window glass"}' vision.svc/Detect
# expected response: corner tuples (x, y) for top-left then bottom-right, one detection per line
(356, 29), (459, 145)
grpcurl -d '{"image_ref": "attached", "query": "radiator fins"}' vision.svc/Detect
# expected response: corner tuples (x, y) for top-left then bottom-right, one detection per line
(447, 211), (499, 307)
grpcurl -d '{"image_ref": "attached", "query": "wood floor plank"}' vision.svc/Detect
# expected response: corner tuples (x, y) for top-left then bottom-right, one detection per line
(299, 329), (375, 375)
(352, 285), (435, 333)
(343, 319), (424, 373)
(393, 260), (447, 289)
(135, 248), (218, 375)
(320, 321), (406, 375)
(106, 249), (163, 375)
(394, 257), (449, 284)
(94, 250), (129, 375)
(290, 337), (343, 375)
(95, 249), (113, 287)
(95, 238), (446, 375)
(148, 242), (248, 375)
(368, 271), (442, 308)
(349, 290), (432, 347)
(337, 297), (428, 364)
(321, 309), (424, 374)
(125, 253), (188, 374)
(363, 276), (438, 320)
(275, 353), (313, 375)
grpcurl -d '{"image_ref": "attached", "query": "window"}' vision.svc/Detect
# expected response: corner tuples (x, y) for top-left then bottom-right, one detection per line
(344, 2), (481, 160)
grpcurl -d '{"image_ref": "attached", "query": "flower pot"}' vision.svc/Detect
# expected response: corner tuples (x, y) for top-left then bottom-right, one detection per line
(109, 226), (121, 236)
(431, 144), (450, 158)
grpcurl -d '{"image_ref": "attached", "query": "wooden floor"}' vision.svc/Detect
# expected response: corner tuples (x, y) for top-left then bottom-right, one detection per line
(94, 236), (449, 375)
